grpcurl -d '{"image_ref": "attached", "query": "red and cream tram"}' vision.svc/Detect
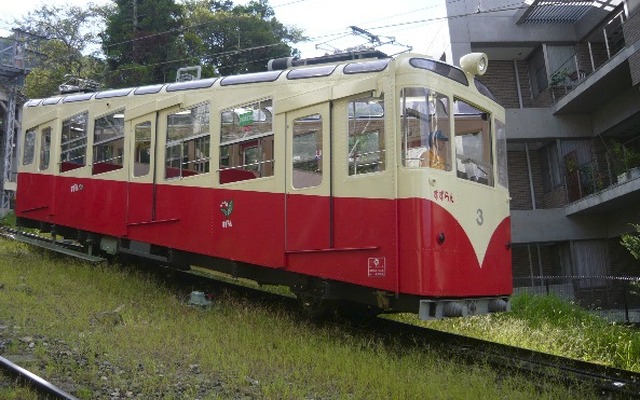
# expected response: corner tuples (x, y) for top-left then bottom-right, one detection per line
(15, 51), (511, 319)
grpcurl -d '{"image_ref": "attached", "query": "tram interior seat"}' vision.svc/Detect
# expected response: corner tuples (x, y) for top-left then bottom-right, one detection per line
(92, 162), (122, 175)
(220, 168), (257, 184)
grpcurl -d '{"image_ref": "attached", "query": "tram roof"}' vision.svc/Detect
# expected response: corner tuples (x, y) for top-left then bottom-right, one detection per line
(24, 52), (495, 108)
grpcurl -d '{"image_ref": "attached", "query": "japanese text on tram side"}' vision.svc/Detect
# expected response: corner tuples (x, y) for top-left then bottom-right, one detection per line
(70, 183), (84, 193)
(433, 190), (454, 203)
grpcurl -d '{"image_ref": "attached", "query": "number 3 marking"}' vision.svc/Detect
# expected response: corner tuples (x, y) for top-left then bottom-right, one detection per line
(476, 208), (484, 225)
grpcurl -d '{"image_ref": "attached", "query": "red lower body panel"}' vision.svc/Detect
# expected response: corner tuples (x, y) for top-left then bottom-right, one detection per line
(16, 173), (511, 299)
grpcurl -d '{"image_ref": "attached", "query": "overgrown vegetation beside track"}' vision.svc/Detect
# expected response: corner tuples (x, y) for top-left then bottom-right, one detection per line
(418, 293), (640, 371)
(0, 238), (595, 399)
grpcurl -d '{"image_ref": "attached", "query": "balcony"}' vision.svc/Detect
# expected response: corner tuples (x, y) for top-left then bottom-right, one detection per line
(547, 9), (640, 114)
(564, 138), (640, 215)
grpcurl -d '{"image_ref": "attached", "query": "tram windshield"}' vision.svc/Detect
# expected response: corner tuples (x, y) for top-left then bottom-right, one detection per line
(401, 87), (451, 170)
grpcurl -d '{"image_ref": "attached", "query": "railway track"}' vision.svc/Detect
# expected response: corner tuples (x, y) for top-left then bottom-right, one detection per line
(1, 354), (79, 399)
(2, 225), (640, 399)
(369, 318), (640, 399)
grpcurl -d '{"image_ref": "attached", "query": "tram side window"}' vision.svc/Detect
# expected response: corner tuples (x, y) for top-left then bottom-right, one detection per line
(454, 98), (493, 186)
(401, 88), (451, 170)
(93, 110), (125, 175)
(60, 112), (88, 172)
(219, 98), (274, 184)
(165, 102), (210, 179)
(348, 95), (385, 175)
(134, 121), (151, 177)
(40, 127), (51, 171)
(496, 119), (508, 189)
(23, 128), (36, 166)
(292, 114), (322, 189)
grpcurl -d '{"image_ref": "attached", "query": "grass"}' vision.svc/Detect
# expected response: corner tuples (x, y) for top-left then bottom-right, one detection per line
(0, 238), (597, 399)
(416, 293), (640, 371)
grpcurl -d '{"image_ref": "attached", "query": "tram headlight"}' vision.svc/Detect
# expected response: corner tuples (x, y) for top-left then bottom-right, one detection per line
(460, 53), (489, 76)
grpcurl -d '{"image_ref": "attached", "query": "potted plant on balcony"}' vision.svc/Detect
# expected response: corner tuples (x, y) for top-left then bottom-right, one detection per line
(612, 142), (631, 183)
(550, 69), (570, 86)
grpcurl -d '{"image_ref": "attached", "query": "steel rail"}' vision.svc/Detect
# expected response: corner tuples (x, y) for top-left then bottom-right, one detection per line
(0, 355), (79, 400)
(371, 317), (640, 398)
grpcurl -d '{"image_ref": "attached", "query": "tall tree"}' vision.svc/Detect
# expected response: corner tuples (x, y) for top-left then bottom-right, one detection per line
(13, 3), (105, 98)
(182, 0), (305, 76)
(101, 0), (184, 87)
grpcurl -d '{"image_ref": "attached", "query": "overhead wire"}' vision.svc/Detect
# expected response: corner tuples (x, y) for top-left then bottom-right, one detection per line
(103, 0), (530, 79)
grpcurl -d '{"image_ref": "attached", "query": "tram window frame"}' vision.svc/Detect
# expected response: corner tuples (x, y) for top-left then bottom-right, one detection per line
(165, 102), (211, 180)
(219, 98), (274, 184)
(453, 98), (493, 186)
(401, 87), (452, 171)
(292, 114), (323, 189)
(39, 127), (51, 171)
(134, 121), (152, 177)
(348, 95), (386, 175)
(60, 111), (88, 173)
(23, 128), (36, 166)
(92, 109), (125, 175)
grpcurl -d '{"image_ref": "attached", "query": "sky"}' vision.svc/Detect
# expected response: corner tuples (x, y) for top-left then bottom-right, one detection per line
(0, 0), (449, 59)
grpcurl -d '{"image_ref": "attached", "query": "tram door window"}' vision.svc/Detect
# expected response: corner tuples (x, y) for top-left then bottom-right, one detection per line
(60, 112), (88, 172)
(39, 127), (51, 171)
(401, 88), (451, 170)
(165, 102), (210, 179)
(292, 114), (322, 189)
(348, 95), (385, 175)
(453, 99), (493, 186)
(219, 98), (274, 184)
(23, 128), (36, 166)
(93, 110), (125, 175)
(134, 121), (151, 177)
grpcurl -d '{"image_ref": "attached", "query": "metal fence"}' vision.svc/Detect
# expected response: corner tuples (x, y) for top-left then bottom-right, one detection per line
(513, 276), (640, 324)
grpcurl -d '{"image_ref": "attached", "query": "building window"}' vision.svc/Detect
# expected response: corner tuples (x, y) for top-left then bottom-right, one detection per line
(60, 112), (88, 172)
(528, 46), (548, 97)
(401, 87), (451, 170)
(348, 95), (385, 175)
(23, 128), (36, 166)
(454, 98), (493, 186)
(219, 98), (273, 184)
(540, 141), (561, 192)
(292, 114), (322, 189)
(93, 110), (125, 175)
(166, 103), (210, 179)
(40, 127), (51, 171)
(134, 121), (151, 177)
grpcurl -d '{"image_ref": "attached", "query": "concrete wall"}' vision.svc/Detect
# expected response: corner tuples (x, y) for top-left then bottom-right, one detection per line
(511, 208), (608, 243)
(507, 108), (593, 140)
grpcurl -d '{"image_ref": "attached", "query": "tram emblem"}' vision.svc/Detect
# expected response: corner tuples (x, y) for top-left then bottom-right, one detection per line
(220, 200), (234, 228)
(368, 257), (386, 277)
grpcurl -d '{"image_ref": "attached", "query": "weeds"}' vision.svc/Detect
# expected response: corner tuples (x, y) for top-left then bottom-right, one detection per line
(424, 292), (640, 372)
(0, 238), (602, 399)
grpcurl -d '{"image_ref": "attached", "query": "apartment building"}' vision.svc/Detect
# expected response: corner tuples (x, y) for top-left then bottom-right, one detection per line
(438, 0), (640, 306)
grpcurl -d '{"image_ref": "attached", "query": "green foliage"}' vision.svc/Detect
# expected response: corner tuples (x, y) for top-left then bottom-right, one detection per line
(14, 3), (105, 98)
(182, 0), (305, 76)
(102, 0), (185, 87)
(424, 293), (640, 371)
(621, 224), (640, 260)
(0, 239), (596, 399)
(0, 211), (16, 227)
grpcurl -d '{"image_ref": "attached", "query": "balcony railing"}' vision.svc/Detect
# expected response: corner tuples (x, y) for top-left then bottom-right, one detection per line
(558, 138), (640, 205)
(548, 10), (627, 103)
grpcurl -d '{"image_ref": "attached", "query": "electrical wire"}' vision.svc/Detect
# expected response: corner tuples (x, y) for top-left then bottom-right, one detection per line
(102, 0), (529, 79)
